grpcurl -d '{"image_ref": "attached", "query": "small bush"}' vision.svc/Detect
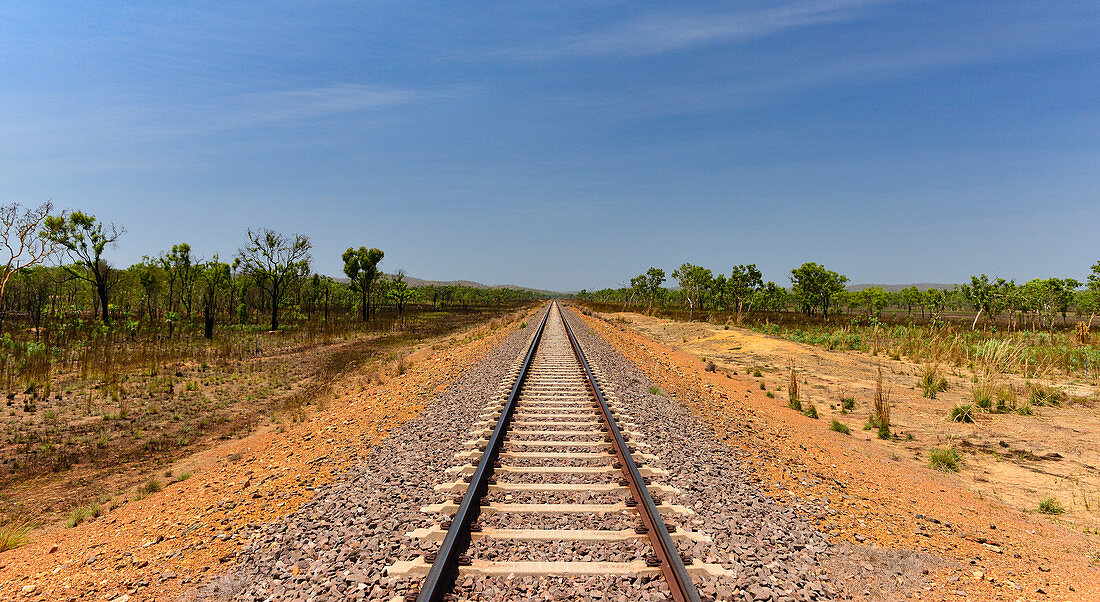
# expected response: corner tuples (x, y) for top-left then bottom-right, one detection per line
(929, 448), (961, 472)
(1038, 497), (1065, 515)
(647, 386), (664, 396)
(1029, 385), (1065, 407)
(949, 404), (975, 423)
(752, 370), (762, 377)
(759, 381), (766, 390)
(765, 391), (774, 398)
(829, 420), (851, 435)
(802, 404), (819, 419)
(840, 396), (856, 411)
(519, 321), (527, 329)
(0, 519), (35, 551)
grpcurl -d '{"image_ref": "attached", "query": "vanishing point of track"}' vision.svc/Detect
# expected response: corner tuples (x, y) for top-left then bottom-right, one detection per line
(387, 302), (727, 600)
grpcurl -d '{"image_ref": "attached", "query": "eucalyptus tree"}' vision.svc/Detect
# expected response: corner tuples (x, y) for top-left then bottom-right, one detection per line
(790, 262), (847, 319)
(342, 247), (384, 321)
(234, 228), (311, 331)
(43, 211), (125, 324)
(160, 243), (199, 319)
(728, 264), (763, 322)
(671, 263), (712, 320)
(389, 270), (414, 315)
(198, 257), (231, 339)
(0, 201), (60, 313)
(961, 274), (1012, 329)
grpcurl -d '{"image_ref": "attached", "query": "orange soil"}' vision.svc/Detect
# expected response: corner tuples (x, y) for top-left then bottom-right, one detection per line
(0, 310), (533, 601)
(575, 309), (1100, 601)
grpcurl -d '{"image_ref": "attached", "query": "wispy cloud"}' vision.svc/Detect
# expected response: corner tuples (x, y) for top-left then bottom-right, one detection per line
(520, 0), (892, 59)
(225, 84), (419, 128)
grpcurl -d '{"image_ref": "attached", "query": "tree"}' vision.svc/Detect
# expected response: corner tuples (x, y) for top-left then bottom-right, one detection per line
(43, 211), (124, 324)
(727, 264), (763, 322)
(855, 287), (889, 317)
(342, 247), (384, 321)
(900, 286), (921, 318)
(1087, 261), (1100, 327)
(198, 257), (231, 339)
(389, 270), (414, 315)
(961, 274), (1012, 329)
(160, 243), (199, 319)
(671, 263), (712, 320)
(0, 201), (60, 313)
(790, 262), (848, 319)
(234, 228), (311, 331)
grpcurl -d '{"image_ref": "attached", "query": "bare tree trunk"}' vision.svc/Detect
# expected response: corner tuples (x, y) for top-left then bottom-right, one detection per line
(971, 308), (983, 330)
(204, 305), (214, 340)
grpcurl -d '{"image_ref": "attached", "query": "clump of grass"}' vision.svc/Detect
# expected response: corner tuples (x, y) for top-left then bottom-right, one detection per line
(759, 381), (766, 390)
(0, 519), (35, 551)
(519, 321), (527, 329)
(1028, 384), (1065, 407)
(873, 366), (891, 439)
(829, 420), (851, 435)
(1016, 402), (1033, 416)
(65, 503), (101, 528)
(928, 448), (961, 472)
(765, 391), (774, 398)
(949, 404), (975, 423)
(839, 396), (856, 414)
(647, 386), (664, 396)
(1038, 497), (1065, 515)
(139, 478), (163, 496)
(174, 471), (191, 483)
(918, 364), (948, 398)
(802, 404), (819, 419)
(752, 369), (762, 377)
(787, 397), (803, 411)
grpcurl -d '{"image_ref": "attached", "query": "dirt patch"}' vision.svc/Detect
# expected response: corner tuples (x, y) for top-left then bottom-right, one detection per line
(573, 307), (1100, 600)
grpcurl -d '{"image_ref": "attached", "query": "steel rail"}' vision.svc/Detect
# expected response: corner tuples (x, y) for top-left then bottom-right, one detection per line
(557, 303), (702, 602)
(413, 304), (551, 602)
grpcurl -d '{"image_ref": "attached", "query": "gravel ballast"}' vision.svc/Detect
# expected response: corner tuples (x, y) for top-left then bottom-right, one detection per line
(213, 304), (844, 601)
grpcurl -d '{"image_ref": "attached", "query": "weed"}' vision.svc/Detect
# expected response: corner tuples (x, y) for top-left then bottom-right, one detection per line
(1038, 497), (1065, 515)
(949, 404), (975, 423)
(829, 420), (851, 435)
(765, 391), (775, 398)
(0, 519), (35, 551)
(759, 381), (766, 390)
(929, 448), (961, 472)
(788, 397), (803, 411)
(1016, 402), (1034, 416)
(873, 366), (891, 438)
(66, 502), (100, 528)
(803, 404), (819, 419)
(752, 370), (762, 377)
(519, 321), (527, 329)
(139, 478), (163, 496)
(1029, 384), (1066, 407)
(788, 361), (800, 407)
(647, 386), (664, 396)
(918, 364), (948, 398)
(175, 471), (191, 482)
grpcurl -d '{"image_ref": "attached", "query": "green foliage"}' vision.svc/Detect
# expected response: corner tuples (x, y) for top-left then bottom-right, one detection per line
(787, 397), (802, 411)
(929, 448), (961, 472)
(802, 404), (818, 419)
(647, 386), (664, 396)
(790, 262), (849, 319)
(840, 396), (856, 411)
(1038, 497), (1065, 515)
(765, 391), (774, 398)
(829, 420), (851, 435)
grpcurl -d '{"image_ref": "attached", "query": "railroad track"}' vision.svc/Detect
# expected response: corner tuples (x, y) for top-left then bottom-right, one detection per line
(388, 302), (728, 601)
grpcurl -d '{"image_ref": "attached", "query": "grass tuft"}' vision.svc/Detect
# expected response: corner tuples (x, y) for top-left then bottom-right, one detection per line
(829, 420), (851, 435)
(0, 519), (35, 551)
(928, 447), (961, 472)
(646, 386), (664, 396)
(1038, 497), (1065, 515)
(802, 404), (818, 419)
(918, 364), (948, 398)
(949, 404), (975, 423)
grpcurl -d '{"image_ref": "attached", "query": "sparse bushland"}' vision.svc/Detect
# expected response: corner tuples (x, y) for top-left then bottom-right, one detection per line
(929, 447), (961, 472)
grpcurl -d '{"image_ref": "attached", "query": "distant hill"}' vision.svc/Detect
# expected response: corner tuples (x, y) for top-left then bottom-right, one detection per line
(847, 283), (955, 292)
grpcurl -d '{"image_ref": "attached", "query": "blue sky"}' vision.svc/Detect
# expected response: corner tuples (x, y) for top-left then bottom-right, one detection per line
(1, 1), (1098, 291)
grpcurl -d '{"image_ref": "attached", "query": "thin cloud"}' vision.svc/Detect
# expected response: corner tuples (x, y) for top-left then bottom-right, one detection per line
(521, 0), (893, 59)
(221, 84), (420, 129)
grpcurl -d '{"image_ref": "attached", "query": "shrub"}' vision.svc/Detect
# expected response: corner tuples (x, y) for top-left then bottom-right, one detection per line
(752, 370), (762, 377)
(929, 448), (961, 472)
(1038, 497), (1065, 515)
(949, 404), (975, 423)
(0, 519), (35, 551)
(829, 420), (851, 435)
(802, 404), (819, 419)
(918, 364), (948, 398)
(765, 391), (774, 398)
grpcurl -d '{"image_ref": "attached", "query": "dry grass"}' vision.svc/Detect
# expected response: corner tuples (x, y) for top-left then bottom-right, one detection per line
(873, 366), (891, 439)
(0, 517), (35, 551)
